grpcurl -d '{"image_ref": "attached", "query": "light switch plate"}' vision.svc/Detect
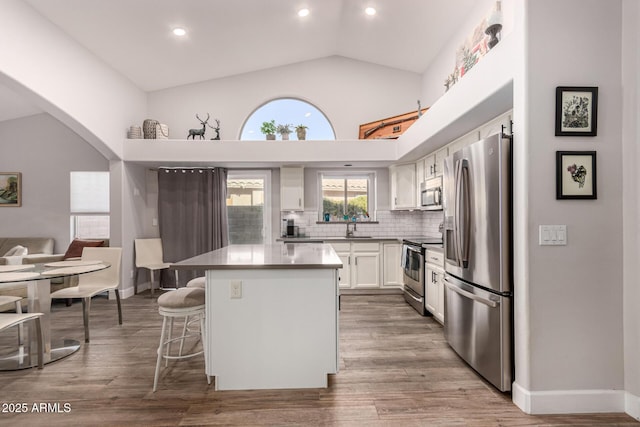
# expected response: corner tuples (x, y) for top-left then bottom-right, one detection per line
(539, 225), (567, 245)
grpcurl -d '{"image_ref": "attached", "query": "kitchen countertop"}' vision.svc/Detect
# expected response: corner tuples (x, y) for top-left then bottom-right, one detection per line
(277, 237), (401, 243)
(171, 243), (342, 270)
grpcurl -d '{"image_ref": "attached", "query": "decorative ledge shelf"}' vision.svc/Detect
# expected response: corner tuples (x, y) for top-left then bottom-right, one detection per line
(315, 221), (379, 224)
(123, 139), (398, 167)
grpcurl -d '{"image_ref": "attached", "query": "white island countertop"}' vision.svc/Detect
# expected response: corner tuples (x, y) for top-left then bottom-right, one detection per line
(171, 243), (342, 270)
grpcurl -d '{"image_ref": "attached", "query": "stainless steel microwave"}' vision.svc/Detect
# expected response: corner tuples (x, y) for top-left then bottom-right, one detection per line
(420, 176), (443, 210)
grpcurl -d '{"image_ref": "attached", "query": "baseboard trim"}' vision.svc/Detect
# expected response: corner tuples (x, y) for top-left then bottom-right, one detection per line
(626, 391), (640, 421)
(512, 381), (626, 414)
(340, 288), (403, 295)
(113, 283), (148, 299)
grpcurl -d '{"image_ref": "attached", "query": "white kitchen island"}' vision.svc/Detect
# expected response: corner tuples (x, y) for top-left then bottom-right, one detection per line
(171, 243), (342, 391)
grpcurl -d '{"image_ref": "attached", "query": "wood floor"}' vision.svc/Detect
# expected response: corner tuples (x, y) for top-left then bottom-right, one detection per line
(0, 293), (637, 426)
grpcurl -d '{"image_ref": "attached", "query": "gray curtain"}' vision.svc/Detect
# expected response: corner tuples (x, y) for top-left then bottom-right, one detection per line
(157, 167), (228, 286)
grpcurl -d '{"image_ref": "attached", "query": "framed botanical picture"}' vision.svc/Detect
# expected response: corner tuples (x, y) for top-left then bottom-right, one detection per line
(556, 151), (597, 199)
(555, 86), (598, 136)
(0, 172), (21, 207)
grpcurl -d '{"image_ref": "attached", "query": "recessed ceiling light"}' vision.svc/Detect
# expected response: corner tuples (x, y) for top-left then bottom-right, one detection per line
(172, 27), (187, 36)
(304, 112), (311, 117)
(365, 7), (376, 16)
(298, 8), (310, 17)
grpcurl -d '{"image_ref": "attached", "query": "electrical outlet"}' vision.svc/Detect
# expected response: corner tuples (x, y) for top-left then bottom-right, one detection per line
(230, 280), (242, 299)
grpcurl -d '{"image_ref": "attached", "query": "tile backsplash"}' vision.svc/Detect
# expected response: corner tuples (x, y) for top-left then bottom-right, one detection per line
(280, 210), (443, 238)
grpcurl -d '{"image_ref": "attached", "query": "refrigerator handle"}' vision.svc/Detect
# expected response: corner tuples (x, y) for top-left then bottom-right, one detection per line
(443, 277), (499, 308)
(460, 159), (470, 268)
(453, 160), (463, 267)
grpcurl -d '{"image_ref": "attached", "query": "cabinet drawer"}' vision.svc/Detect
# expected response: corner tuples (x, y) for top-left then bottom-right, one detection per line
(352, 242), (380, 252)
(425, 249), (444, 266)
(330, 242), (351, 252)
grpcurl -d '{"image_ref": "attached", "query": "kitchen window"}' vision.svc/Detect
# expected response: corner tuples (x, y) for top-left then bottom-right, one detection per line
(226, 170), (272, 244)
(319, 172), (375, 220)
(239, 98), (336, 140)
(70, 171), (110, 240)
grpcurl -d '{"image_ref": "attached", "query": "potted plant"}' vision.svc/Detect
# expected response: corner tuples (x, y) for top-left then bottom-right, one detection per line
(260, 120), (276, 140)
(295, 124), (308, 140)
(276, 123), (293, 140)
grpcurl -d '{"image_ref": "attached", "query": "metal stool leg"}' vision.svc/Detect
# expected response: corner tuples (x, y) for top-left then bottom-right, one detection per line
(153, 316), (168, 392)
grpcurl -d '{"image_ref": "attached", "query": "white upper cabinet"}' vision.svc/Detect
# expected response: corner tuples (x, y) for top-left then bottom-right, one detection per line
(423, 147), (449, 180)
(390, 163), (416, 210)
(280, 167), (304, 211)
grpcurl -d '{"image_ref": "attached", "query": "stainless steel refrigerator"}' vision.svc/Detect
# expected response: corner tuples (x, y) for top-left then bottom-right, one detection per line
(442, 133), (512, 392)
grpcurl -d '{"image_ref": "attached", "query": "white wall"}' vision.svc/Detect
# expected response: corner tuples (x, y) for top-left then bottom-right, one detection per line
(420, 0), (515, 107)
(0, 0), (146, 159)
(0, 114), (108, 251)
(513, 0), (625, 414)
(622, 0), (640, 419)
(147, 56), (422, 140)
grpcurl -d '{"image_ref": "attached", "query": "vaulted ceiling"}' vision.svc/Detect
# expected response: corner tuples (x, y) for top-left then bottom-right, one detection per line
(1, 0), (481, 122)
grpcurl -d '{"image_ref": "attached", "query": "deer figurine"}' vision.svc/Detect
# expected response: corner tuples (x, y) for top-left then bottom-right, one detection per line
(210, 119), (221, 140)
(187, 113), (211, 139)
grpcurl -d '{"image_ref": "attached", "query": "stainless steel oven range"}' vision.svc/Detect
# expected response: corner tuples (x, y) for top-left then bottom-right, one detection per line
(402, 236), (442, 315)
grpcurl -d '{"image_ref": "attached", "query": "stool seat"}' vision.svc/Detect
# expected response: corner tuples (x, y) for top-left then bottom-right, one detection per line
(158, 287), (205, 309)
(186, 276), (205, 288)
(154, 288), (209, 392)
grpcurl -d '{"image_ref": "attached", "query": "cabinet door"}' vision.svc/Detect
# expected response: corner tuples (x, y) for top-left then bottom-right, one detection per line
(447, 131), (480, 156)
(433, 147), (449, 177)
(435, 268), (445, 324)
(415, 159), (425, 206)
(425, 264), (438, 315)
(336, 252), (352, 289)
(479, 111), (512, 140)
(353, 253), (380, 288)
(390, 163), (416, 209)
(423, 154), (436, 180)
(280, 167), (304, 211)
(382, 243), (402, 288)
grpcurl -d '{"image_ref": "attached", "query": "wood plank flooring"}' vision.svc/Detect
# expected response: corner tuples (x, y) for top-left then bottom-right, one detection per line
(0, 293), (637, 426)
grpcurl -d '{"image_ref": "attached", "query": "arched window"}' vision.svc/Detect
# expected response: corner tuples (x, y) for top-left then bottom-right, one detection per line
(240, 98), (336, 140)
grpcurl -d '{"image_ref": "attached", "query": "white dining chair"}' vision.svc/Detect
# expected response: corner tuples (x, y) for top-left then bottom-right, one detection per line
(0, 295), (25, 345)
(0, 311), (44, 369)
(50, 247), (122, 343)
(134, 238), (178, 296)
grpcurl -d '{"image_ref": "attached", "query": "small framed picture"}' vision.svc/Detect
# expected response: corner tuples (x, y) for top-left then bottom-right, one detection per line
(555, 86), (598, 136)
(0, 172), (21, 207)
(556, 151), (597, 199)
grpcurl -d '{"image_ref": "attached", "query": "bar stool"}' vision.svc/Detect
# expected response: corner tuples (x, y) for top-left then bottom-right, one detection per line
(186, 276), (205, 288)
(153, 287), (210, 392)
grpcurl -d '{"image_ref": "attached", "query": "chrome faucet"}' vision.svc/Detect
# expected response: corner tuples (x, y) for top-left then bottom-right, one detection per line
(346, 221), (356, 237)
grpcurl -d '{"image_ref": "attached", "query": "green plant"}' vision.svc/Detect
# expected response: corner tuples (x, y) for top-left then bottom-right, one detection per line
(276, 123), (293, 135)
(260, 120), (276, 135)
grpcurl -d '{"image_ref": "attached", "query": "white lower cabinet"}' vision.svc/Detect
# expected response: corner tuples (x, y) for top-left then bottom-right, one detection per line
(353, 251), (379, 288)
(331, 243), (352, 289)
(330, 242), (381, 289)
(382, 243), (403, 288)
(424, 248), (445, 324)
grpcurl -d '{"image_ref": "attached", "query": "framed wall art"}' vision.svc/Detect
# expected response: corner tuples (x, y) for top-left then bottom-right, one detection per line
(0, 172), (21, 207)
(556, 151), (597, 200)
(555, 86), (598, 136)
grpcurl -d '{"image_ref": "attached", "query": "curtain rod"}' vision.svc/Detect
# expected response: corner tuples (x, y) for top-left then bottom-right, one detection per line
(152, 167), (226, 172)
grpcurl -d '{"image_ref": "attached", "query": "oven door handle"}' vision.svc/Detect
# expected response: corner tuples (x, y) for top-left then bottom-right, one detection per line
(404, 289), (423, 303)
(443, 277), (498, 308)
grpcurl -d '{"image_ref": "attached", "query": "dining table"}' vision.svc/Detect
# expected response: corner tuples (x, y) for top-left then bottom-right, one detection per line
(0, 260), (110, 370)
